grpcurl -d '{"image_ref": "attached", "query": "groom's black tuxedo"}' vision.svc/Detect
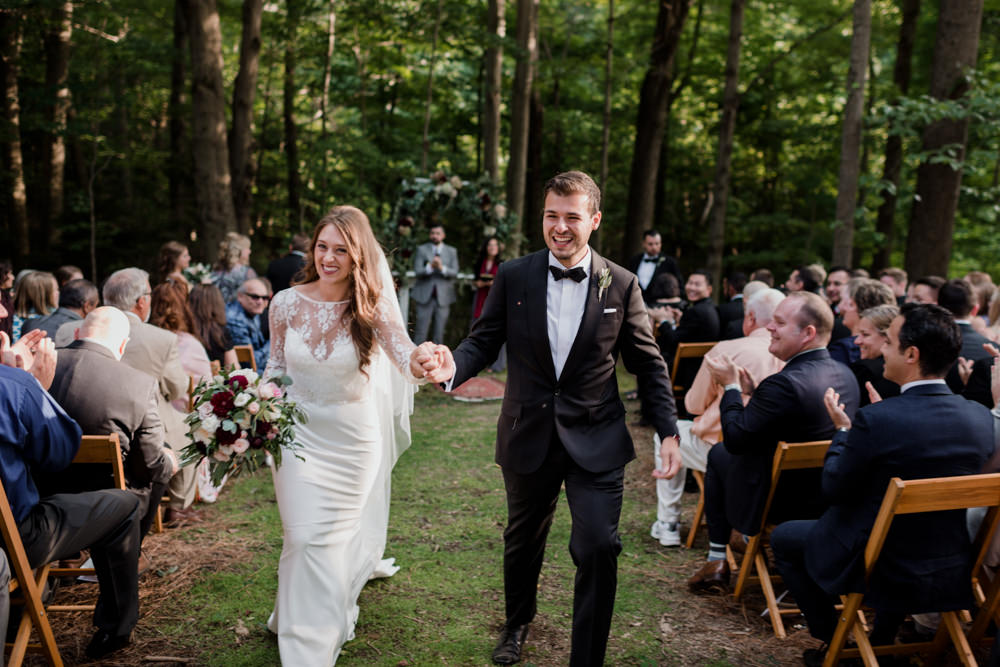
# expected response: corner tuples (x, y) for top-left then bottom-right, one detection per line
(450, 248), (678, 665)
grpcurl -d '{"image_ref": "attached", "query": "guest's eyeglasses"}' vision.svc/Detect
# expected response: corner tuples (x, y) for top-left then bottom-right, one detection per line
(245, 293), (270, 302)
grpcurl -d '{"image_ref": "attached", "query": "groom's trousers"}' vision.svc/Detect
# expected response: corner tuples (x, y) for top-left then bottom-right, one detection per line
(501, 434), (624, 667)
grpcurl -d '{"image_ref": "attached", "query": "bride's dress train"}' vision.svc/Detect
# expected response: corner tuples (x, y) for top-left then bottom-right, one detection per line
(264, 285), (416, 665)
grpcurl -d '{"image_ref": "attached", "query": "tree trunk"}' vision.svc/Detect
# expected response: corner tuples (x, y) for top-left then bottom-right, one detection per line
(42, 0), (72, 251)
(420, 0), (445, 173)
(524, 86), (544, 252)
(184, 0), (236, 254)
(320, 1), (336, 206)
(831, 0), (871, 267)
(113, 66), (134, 216)
(505, 0), (539, 256)
(597, 0), (615, 254)
(1, 10), (29, 262)
(230, 0), (263, 235)
(622, 0), (693, 260)
(872, 0), (919, 272)
(904, 0), (984, 278)
(170, 0), (190, 235)
(483, 0), (505, 183)
(284, 0), (301, 227)
(706, 0), (744, 292)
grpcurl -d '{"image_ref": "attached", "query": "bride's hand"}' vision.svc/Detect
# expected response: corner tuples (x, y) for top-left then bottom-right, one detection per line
(425, 344), (456, 384)
(410, 343), (439, 379)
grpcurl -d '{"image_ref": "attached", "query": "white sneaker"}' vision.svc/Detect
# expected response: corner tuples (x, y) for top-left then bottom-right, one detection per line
(650, 520), (681, 547)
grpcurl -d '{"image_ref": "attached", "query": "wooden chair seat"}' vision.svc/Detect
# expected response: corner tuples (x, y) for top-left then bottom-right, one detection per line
(669, 341), (716, 395)
(233, 344), (256, 372)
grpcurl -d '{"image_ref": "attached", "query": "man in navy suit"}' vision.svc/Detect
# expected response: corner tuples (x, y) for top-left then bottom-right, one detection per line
(419, 171), (681, 666)
(771, 304), (995, 663)
(687, 291), (860, 592)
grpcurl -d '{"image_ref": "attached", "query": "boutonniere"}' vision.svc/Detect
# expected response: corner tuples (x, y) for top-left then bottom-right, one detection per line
(656, 256), (664, 265)
(597, 268), (612, 300)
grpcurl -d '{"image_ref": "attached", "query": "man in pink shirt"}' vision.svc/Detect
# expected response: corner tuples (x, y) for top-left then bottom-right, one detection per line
(651, 287), (787, 546)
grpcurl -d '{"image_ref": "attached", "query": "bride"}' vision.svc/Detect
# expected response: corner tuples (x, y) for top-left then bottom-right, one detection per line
(263, 205), (426, 664)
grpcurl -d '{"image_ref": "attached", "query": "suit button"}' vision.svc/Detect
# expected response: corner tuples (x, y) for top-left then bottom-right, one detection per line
(541, 403), (547, 409)
(554, 389), (561, 396)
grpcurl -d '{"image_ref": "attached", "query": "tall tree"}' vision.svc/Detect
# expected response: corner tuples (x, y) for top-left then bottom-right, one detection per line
(169, 1), (191, 233)
(420, 0), (445, 173)
(0, 9), (29, 262)
(230, 0), (263, 234)
(596, 0), (615, 254)
(706, 0), (745, 292)
(831, 0), (872, 267)
(184, 0), (237, 255)
(483, 0), (505, 183)
(319, 0), (335, 207)
(505, 0), (538, 256)
(42, 0), (72, 251)
(904, 0), (984, 278)
(284, 0), (302, 227)
(872, 0), (919, 272)
(622, 0), (693, 260)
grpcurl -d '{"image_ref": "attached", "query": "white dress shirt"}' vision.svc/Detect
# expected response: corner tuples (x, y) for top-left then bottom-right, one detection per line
(636, 255), (657, 290)
(548, 249), (591, 379)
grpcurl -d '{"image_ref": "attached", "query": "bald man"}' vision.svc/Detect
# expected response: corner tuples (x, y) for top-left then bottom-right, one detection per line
(226, 278), (271, 370)
(43, 307), (178, 540)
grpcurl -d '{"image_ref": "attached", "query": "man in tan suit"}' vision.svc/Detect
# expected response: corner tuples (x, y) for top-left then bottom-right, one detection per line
(102, 268), (201, 524)
(650, 288), (787, 547)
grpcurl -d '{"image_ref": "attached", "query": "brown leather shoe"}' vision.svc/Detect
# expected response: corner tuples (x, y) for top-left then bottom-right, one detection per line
(492, 623), (529, 664)
(688, 560), (731, 594)
(164, 506), (204, 527)
(729, 530), (748, 556)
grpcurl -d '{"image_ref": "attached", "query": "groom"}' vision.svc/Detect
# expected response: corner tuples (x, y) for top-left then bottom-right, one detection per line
(416, 170), (682, 666)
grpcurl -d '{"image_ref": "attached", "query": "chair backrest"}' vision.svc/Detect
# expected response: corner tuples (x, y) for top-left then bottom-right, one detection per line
(187, 375), (196, 412)
(863, 474), (1000, 582)
(670, 341), (717, 388)
(75, 434), (126, 491)
(210, 359), (221, 376)
(759, 440), (832, 530)
(233, 344), (256, 372)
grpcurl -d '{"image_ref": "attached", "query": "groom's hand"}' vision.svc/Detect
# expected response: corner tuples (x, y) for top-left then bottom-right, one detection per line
(424, 344), (455, 384)
(651, 434), (682, 480)
(410, 342), (439, 380)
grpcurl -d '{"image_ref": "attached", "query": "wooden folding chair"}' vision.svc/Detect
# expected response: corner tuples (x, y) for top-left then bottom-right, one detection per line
(685, 469), (706, 548)
(0, 477), (64, 666)
(669, 341), (716, 395)
(210, 359), (221, 376)
(728, 439), (832, 639)
(233, 344), (256, 372)
(45, 434), (127, 610)
(823, 473), (1000, 667)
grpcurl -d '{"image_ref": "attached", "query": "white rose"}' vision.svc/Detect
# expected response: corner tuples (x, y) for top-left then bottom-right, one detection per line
(234, 392), (251, 407)
(194, 427), (213, 444)
(236, 413), (252, 430)
(197, 402), (214, 418)
(201, 414), (220, 433)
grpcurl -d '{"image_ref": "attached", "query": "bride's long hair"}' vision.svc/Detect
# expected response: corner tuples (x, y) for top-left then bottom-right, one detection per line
(296, 206), (384, 376)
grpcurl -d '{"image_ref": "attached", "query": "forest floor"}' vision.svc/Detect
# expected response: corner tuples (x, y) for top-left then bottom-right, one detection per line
(25, 368), (974, 665)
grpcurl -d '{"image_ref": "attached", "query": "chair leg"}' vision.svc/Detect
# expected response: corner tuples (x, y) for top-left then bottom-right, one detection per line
(941, 611), (977, 667)
(732, 534), (761, 599)
(970, 569), (1000, 642)
(754, 551), (786, 639)
(153, 504), (164, 534)
(823, 593), (863, 667)
(685, 470), (705, 549)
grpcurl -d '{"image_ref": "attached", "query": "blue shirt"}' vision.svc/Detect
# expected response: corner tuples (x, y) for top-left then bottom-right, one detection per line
(0, 365), (82, 522)
(225, 301), (270, 371)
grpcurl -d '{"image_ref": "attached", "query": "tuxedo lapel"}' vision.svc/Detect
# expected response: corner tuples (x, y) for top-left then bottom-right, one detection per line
(526, 252), (557, 380)
(560, 250), (607, 380)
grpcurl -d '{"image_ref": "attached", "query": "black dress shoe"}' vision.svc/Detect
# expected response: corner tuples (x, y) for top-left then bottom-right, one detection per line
(492, 623), (529, 665)
(85, 629), (131, 659)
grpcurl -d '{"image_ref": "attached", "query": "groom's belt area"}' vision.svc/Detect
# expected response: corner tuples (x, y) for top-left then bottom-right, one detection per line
(500, 396), (625, 429)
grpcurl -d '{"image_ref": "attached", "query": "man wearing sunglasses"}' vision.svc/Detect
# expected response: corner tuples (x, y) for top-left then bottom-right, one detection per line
(227, 278), (271, 371)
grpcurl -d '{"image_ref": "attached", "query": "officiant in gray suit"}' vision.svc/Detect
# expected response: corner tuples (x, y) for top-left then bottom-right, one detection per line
(412, 223), (459, 344)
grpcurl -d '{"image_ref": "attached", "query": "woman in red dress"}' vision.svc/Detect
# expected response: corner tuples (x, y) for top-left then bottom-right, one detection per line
(472, 237), (502, 322)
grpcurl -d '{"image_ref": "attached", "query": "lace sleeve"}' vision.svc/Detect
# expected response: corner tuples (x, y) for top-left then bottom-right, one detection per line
(264, 290), (289, 380)
(374, 298), (423, 383)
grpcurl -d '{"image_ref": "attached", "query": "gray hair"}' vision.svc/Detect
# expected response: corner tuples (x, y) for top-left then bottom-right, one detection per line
(742, 280), (769, 303)
(747, 288), (786, 326)
(102, 268), (150, 311)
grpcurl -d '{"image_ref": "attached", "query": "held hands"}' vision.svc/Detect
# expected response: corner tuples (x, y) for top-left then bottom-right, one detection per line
(823, 387), (852, 430)
(430, 255), (444, 272)
(651, 434), (682, 480)
(0, 330), (57, 390)
(704, 353), (741, 388)
(409, 342), (455, 384)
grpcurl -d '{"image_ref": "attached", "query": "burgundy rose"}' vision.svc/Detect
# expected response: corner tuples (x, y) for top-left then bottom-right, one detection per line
(210, 391), (235, 417)
(228, 375), (249, 391)
(250, 437), (265, 449)
(401, 248), (413, 259)
(398, 215), (414, 228)
(216, 426), (238, 445)
(196, 443), (207, 456)
(255, 420), (272, 436)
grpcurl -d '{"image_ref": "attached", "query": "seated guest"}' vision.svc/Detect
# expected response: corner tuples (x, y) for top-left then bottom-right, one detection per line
(11, 271), (57, 341)
(784, 265), (822, 295)
(189, 284), (238, 368)
(267, 233), (309, 294)
(44, 308), (178, 539)
(770, 304), (995, 664)
(24, 278), (99, 343)
(823, 266), (851, 312)
(651, 288), (786, 547)
(828, 278), (895, 366)
(849, 304), (900, 406)
(651, 269), (721, 398)
(54, 265), (83, 287)
(0, 259), (14, 338)
(938, 278), (999, 393)
(716, 272), (747, 340)
(226, 278), (271, 370)
(0, 316), (142, 659)
(908, 275), (944, 304)
(750, 268), (774, 287)
(878, 267), (908, 307)
(964, 271), (994, 326)
(687, 291), (859, 593)
(158, 241), (192, 292)
(212, 232), (257, 304)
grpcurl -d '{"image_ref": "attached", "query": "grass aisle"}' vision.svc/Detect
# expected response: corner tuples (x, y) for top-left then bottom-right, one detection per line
(143, 370), (810, 666)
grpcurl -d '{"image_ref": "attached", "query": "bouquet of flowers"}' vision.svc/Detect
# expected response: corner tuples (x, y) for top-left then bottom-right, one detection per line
(183, 262), (214, 285)
(182, 367), (307, 486)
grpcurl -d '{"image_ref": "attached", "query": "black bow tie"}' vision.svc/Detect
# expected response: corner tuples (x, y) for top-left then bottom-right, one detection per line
(642, 256), (659, 263)
(549, 265), (587, 283)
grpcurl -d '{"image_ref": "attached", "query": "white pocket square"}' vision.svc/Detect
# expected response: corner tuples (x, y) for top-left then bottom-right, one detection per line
(603, 308), (617, 314)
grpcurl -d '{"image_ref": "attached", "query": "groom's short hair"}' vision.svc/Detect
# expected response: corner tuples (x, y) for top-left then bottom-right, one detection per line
(544, 171), (601, 215)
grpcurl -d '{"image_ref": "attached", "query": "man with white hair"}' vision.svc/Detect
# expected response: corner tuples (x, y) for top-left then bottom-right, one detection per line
(44, 307), (178, 539)
(651, 288), (787, 546)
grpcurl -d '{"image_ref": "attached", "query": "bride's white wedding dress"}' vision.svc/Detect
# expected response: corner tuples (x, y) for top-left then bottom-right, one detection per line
(263, 283), (417, 665)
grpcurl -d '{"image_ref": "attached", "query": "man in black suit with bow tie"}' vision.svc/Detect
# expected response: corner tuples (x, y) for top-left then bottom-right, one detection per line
(625, 229), (683, 304)
(420, 171), (681, 666)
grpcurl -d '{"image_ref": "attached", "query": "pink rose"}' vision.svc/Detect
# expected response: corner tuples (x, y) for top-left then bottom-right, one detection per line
(248, 401), (260, 415)
(260, 382), (282, 399)
(267, 431), (278, 440)
(232, 438), (250, 454)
